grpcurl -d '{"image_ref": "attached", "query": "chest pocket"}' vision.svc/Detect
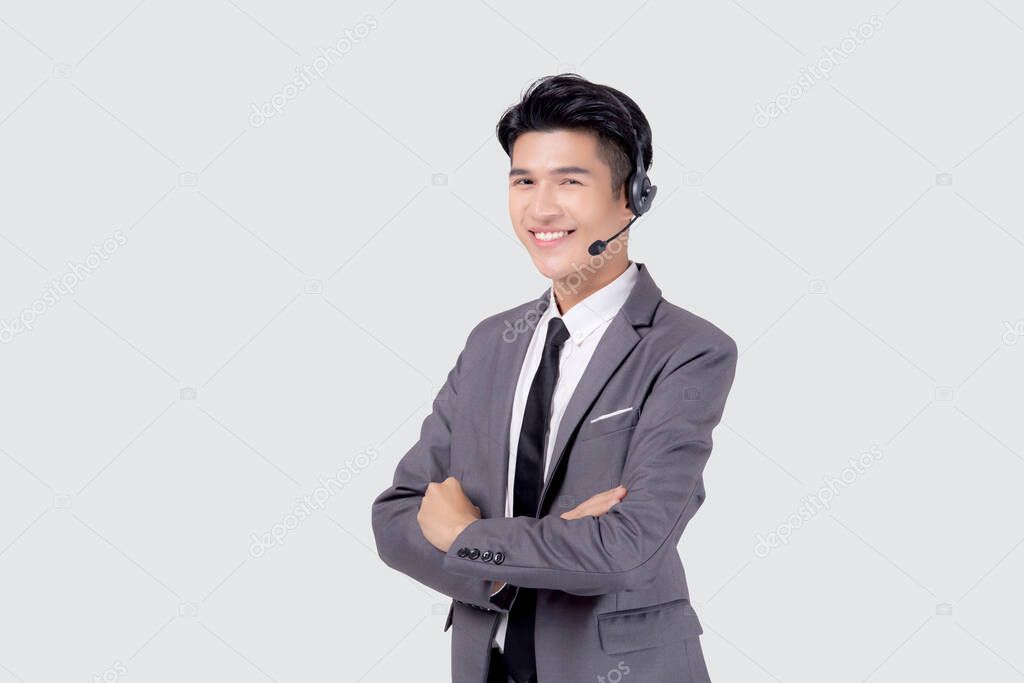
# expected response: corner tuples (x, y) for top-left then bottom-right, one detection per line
(577, 406), (640, 441)
(556, 407), (640, 509)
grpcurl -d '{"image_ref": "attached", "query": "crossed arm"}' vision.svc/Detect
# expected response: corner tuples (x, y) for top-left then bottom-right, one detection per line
(371, 325), (738, 604)
(370, 324), (509, 612)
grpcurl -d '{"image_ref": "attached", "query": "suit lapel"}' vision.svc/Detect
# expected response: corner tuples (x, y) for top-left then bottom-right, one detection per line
(537, 315), (641, 512)
(486, 262), (663, 518)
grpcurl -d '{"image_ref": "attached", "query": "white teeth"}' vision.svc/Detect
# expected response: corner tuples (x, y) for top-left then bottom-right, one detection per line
(535, 231), (570, 241)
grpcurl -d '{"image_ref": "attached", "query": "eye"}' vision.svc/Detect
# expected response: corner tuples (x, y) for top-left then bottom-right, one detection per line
(512, 178), (532, 185)
(562, 178), (582, 185)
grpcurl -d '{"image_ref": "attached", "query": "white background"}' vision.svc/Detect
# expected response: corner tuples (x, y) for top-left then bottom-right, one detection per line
(1, 1), (1022, 681)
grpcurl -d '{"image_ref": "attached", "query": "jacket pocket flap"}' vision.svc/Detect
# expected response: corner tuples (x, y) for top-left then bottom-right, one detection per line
(597, 598), (702, 655)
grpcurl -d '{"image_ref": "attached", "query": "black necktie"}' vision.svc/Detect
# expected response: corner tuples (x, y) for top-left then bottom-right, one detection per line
(504, 316), (570, 683)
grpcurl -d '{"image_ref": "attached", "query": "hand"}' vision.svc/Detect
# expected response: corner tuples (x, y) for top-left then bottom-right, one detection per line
(559, 485), (627, 520)
(417, 476), (481, 553)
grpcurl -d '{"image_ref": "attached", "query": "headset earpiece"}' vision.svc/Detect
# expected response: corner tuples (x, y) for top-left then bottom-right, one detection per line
(621, 105), (656, 217)
(587, 92), (657, 256)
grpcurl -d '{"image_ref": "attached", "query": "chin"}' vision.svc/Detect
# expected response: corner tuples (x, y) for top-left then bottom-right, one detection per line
(529, 251), (581, 281)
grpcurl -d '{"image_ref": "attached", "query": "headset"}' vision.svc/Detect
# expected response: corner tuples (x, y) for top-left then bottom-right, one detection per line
(587, 93), (658, 256)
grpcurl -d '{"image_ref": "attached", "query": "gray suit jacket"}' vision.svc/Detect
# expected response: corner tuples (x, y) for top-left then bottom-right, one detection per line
(371, 261), (738, 682)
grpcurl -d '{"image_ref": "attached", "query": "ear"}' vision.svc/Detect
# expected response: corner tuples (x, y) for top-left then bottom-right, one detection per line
(617, 185), (635, 221)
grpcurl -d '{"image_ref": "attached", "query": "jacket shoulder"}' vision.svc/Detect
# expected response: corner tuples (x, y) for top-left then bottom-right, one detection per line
(454, 297), (546, 366)
(469, 297), (547, 344)
(649, 297), (737, 357)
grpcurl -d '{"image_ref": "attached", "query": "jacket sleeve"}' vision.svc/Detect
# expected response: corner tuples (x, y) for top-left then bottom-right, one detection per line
(441, 335), (738, 596)
(370, 323), (511, 613)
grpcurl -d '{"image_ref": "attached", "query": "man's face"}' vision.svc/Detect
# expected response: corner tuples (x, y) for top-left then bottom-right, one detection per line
(508, 129), (634, 280)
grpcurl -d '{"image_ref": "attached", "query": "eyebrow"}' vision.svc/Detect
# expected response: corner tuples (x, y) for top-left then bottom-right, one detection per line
(509, 166), (592, 177)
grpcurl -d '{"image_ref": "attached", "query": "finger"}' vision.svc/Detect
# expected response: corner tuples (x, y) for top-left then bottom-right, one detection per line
(576, 501), (609, 517)
(589, 487), (625, 504)
(560, 508), (585, 520)
(592, 494), (624, 514)
(566, 502), (612, 520)
(565, 486), (627, 519)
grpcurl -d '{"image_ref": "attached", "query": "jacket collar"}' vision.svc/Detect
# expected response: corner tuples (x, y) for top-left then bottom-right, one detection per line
(533, 260), (661, 331)
(539, 261), (641, 347)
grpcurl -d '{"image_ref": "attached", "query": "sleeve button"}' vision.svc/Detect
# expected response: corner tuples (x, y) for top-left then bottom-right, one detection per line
(492, 551), (505, 565)
(468, 548), (481, 560)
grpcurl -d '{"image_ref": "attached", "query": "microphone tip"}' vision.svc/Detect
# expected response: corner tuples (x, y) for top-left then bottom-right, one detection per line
(588, 240), (605, 256)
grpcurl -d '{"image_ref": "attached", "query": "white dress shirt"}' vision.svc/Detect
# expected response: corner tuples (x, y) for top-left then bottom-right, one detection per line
(492, 260), (640, 652)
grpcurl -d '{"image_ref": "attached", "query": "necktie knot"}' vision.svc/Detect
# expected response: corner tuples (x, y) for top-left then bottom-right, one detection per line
(545, 317), (570, 348)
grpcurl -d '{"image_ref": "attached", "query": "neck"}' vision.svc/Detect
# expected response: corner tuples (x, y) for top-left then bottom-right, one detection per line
(552, 258), (631, 315)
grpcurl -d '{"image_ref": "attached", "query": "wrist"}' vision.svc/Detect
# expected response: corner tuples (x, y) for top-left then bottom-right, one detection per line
(454, 517), (476, 539)
(447, 517), (476, 552)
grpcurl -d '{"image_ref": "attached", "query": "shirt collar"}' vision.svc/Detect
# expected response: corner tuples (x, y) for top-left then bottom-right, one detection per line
(545, 261), (640, 347)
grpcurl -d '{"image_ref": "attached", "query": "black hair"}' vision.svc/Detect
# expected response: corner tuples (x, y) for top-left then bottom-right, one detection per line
(495, 73), (653, 200)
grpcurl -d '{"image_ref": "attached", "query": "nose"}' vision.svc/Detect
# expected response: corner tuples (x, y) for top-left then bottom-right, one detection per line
(529, 181), (563, 220)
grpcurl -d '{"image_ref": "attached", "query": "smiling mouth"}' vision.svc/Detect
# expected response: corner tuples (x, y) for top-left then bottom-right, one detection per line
(529, 229), (576, 243)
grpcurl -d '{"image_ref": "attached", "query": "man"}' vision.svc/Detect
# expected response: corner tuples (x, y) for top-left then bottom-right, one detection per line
(371, 74), (738, 683)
